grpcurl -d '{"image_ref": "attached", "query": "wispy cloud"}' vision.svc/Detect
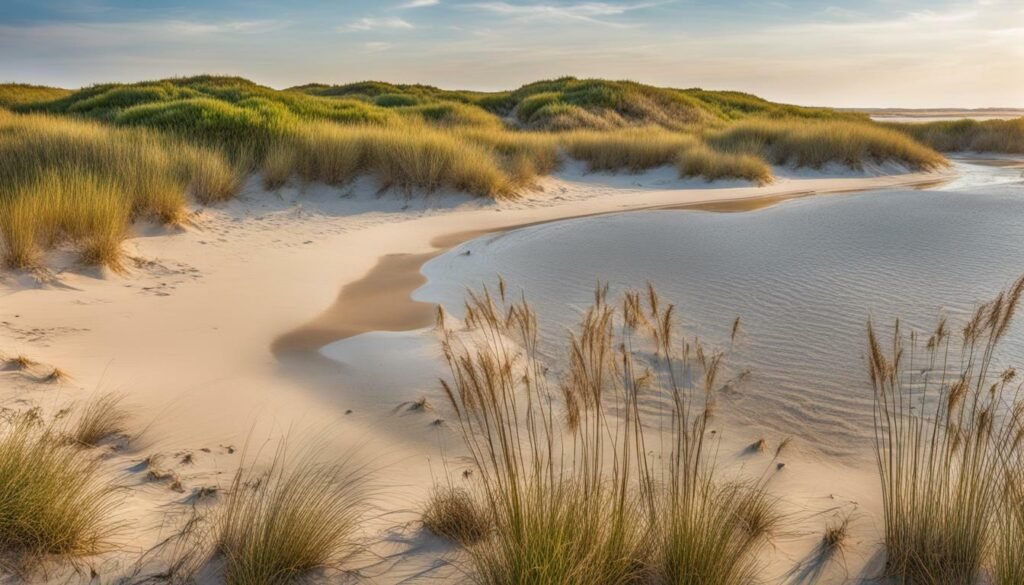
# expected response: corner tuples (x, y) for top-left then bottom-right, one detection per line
(401, 0), (440, 8)
(0, 18), (284, 46)
(342, 17), (415, 31)
(365, 41), (396, 51)
(467, 2), (656, 26)
(163, 20), (284, 35)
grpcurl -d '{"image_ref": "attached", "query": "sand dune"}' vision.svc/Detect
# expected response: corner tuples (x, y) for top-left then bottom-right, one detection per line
(0, 164), (954, 582)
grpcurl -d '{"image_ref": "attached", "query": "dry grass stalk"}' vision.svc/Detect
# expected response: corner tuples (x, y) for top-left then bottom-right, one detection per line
(4, 354), (37, 371)
(869, 274), (1024, 584)
(436, 282), (778, 584)
(422, 486), (490, 545)
(69, 392), (130, 447)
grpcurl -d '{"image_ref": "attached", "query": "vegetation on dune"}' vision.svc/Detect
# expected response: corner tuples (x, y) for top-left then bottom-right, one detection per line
(422, 486), (490, 545)
(888, 117), (1024, 154)
(0, 113), (239, 269)
(678, 144), (773, 184)
(435, 283), (781, 584)
(217, 443), (366, 585)
(562, 127), (700, 171)
(69, 392), (131, 447)
(0, 75), (968, 271)
(869, 276), (1024, 584)
(0, 83), (71, 109)
(0, 415), (120, 566)
(710, 119), (948, 170)
(260, 123), (527, 197)
(562, 127), (772, 183)
(995, 454), (1024, 585)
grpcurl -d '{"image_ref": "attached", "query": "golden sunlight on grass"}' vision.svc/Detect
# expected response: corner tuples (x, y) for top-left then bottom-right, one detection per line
(0, 414), (120, 568)
(869, 275), (1024, 584)
(217, 442), (367, 585)
(435, 282), (782, 584)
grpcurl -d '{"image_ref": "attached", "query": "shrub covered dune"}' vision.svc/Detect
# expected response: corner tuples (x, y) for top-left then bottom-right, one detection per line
(0, 75), (1015, 270)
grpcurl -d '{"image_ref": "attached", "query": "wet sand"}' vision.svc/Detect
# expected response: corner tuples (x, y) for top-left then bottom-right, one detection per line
(274, 172), (955, 356)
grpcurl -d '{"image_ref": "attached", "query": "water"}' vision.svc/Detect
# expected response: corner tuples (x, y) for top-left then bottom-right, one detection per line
(415, 160), (1024, 457)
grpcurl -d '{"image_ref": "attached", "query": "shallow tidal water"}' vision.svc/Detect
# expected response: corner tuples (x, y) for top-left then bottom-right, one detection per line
(416, 160), (1024, 457)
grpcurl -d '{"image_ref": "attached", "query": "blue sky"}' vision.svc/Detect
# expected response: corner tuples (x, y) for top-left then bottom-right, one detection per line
(1, 0), (1021, 107)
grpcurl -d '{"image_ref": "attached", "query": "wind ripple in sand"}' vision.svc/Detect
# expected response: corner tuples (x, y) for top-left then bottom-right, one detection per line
(416, 179), (1024, 459)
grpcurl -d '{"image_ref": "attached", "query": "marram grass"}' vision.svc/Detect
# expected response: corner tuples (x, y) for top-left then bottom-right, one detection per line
(0, 113), (240, 269)
(217, 442), (367, 585)
(710, 118), (948, 170)
(436, 282), (781, 584)
(0, 414), (120, 568)
(869, 275), (1024, 584)
(0, 82), (957, 271)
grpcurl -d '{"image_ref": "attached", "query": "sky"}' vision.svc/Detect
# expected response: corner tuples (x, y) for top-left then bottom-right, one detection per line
(0, 0), (1021, 108)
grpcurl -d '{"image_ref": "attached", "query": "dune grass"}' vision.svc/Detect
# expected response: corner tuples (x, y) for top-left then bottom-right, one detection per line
(217, 442), (366, 585)
(260, 122), (554, 198)
(69, 392), (131, 447)
(437, 283), (779, 584)
(888, 117), (1024, 154)
(0, 76), (963, 271)
(0, 113), (240, 269)
(562, 127), (699, 171)
(678, 144), (772, 184)
(562, 128), (772, 183)
(421, 486), (490, 545)
(993, 461), (1024, 585)
(0, 84), (70, 109)
(0, 414), (120, 566)
(710, 119), (947, 170)
(868, 275), (1024, 584)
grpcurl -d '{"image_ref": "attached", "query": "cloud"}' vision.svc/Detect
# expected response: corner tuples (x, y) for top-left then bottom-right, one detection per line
(162, 20), (284, 35)
(365, 41), (396, 51)
(401, 0), (440, 7)
(467, 2), (656, 26)
(342, 17), (415, 31)
(0, 19), (284, 47)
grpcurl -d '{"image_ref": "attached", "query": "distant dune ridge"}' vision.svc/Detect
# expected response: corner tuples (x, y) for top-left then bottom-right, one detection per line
(0, 75), (1018, 270)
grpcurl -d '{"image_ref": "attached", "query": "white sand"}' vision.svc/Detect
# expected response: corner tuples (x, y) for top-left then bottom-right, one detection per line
(0, 164), (953, 583)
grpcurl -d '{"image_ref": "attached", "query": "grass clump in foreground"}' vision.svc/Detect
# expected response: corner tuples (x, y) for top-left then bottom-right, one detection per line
(0, 414), (120, 567)
(994, 457), (1024, 585)
(436, 282), (780, 584)
(69, 392), (131, 447)
(868, 275), (1024, 584)
(217, 442), (367, 585)
(422, 486), (490, 545)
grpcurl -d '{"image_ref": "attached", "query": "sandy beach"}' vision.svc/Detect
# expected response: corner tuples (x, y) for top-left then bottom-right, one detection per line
(0, 161), (960, 582)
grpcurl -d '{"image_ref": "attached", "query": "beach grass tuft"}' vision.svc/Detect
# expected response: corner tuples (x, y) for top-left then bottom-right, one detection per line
(217, 442), (366, 585)
(421, 486), (490, 545)
(70, 392), (131, 447)
(868, 275), (1024, 584)
(0, 414), (120, 567)
(438, 283), (779, 584)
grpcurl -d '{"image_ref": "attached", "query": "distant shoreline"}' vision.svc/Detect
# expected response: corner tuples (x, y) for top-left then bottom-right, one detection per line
(842, 107), (1024, 123)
